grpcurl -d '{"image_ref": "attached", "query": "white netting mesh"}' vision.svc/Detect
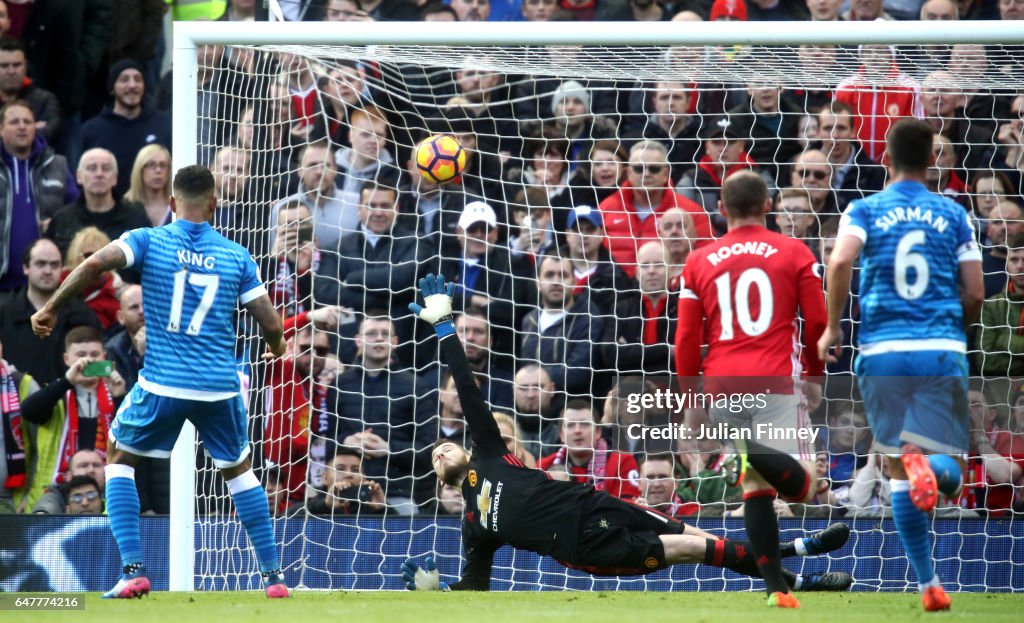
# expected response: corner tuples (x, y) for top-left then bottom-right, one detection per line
(185, 32), (1024, 591)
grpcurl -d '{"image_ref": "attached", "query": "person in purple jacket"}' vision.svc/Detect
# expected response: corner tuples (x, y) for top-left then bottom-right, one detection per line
(0, 100), (77, 305)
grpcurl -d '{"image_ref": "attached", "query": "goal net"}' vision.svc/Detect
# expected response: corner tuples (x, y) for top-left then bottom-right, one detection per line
(173, 21), (1024, 592)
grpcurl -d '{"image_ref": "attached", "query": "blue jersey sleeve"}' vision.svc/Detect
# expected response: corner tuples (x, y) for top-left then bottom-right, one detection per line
(955, 209), (982, 263)
(114, 228), (151, 268)
(237, 253), (266, 305)
(838, 201), (870, 243)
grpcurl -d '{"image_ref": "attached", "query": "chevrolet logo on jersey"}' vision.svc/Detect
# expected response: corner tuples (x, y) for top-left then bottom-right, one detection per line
(477, 479), (492, 530)
(476, 479), (504, 532)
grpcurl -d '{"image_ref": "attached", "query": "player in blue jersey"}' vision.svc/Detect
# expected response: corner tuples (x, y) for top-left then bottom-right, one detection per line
(818, 119), (985, 612)
(31, 166), (291, 599)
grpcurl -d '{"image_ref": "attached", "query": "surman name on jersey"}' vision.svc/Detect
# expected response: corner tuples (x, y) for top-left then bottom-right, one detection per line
(176, 249), (217, 269)
(874, 206), (949, 234)
(705, 241), (779, 266)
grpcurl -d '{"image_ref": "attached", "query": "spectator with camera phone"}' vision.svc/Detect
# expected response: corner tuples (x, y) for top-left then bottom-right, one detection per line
(19, 325), (126, 507)
(304, 446), (386, 515)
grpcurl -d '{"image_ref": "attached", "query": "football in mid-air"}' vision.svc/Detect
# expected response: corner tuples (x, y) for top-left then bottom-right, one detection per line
(928, 454), (963, 497)
(416, 134), (466, 184)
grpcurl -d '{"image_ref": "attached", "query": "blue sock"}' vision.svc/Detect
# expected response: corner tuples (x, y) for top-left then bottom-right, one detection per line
(890, 479), (937, 591)
(227, 470), (280, 574)
(105, 465), (143, 569)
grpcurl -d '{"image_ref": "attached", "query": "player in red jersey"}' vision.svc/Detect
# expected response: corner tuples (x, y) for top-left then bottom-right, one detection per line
(675, 171), (829, 609)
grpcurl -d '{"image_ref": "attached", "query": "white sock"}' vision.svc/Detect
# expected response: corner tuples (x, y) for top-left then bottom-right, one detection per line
(225, 470), (261, 496)
(793, 537), (808, 556)
(105, 463), (136, 481)
(918, 576), (941, 593)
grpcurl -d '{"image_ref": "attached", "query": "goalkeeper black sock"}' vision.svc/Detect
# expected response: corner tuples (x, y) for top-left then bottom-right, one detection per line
(746, 441), (811, 502)
(703, 538), (761, 577)
(743, 489), (790, 595)
(702, 538), (800, 585)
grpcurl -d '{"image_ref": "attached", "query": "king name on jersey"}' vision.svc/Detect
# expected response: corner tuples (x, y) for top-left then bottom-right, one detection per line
(705, 241), (779, 267)
(874, 205), (949, 234)
(177, 249), (217, 270)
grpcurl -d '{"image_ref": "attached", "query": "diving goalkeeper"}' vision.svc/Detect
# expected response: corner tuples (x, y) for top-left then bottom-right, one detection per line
(403, 274), (852, 593)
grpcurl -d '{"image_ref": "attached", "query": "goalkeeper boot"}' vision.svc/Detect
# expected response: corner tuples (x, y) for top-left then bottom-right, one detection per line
(262, 570), (290, 599)
(799, 571), (853, 592)
(800, 522), (851, 556)
(721, 438), (749, 487)
(103, 563), (150, 599)
(922, 585), (951, 612)
(901, 444), (939, 513)
(767, 591), (801, 608)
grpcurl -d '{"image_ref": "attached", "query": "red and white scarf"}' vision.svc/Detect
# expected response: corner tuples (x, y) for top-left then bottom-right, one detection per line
(641, 293), (669, 345)
(550, 436), (610, 492)
(54, 382), (114, 484)
(0, 361), (26, 489)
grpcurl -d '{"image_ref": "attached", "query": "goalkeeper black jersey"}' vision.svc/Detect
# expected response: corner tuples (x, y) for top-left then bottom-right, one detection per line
(437, 334), (598, 590)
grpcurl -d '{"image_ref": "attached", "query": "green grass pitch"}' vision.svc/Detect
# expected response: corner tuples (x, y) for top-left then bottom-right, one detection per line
(8, 591), (1023, 623)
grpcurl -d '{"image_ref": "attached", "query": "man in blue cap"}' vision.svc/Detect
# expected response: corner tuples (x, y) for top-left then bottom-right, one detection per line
(560, 204), (635, 316)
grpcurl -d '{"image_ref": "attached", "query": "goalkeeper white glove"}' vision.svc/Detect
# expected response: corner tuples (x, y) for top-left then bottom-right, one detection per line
(409, 274), (456, 336)
(401, 556), (450, 591)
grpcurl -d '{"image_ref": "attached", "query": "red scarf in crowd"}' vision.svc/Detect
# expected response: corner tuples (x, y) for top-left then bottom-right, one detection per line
(0, 361), (26, 489)
(573, 269), (594, 297)
(549, 436), (610, 492)
(641, 293), (669, 345)
(661, 493), (700, 518)
(696, 153), (759, 188)
(54, 382), (115, 484)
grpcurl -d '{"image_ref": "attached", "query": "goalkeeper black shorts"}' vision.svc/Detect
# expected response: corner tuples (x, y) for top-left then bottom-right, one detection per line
(559, 491), (685, 577)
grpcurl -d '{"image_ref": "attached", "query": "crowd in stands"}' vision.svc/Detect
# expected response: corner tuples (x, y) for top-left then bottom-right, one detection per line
(1, 0), (1023, 521)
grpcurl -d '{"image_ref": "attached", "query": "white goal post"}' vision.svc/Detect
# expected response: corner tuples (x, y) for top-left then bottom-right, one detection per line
(170, 19), (1024, 593)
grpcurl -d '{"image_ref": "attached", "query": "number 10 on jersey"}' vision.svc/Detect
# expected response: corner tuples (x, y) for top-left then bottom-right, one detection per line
(714, 268), (774, 340)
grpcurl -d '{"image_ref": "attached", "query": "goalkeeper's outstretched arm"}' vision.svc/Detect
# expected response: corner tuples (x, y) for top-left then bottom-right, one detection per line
(410, 274), (506, 457)
(447, 541), (499, 591)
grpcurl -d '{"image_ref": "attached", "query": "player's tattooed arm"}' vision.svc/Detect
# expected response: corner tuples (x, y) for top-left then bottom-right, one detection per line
(244, 293), (286, 357)
(47, 243), (127, 315)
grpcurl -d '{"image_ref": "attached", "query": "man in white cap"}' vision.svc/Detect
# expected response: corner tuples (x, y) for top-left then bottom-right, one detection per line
(551, 80), (591, 142)
(548, 79), (618, 166)
(437, 200), (534, 357)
